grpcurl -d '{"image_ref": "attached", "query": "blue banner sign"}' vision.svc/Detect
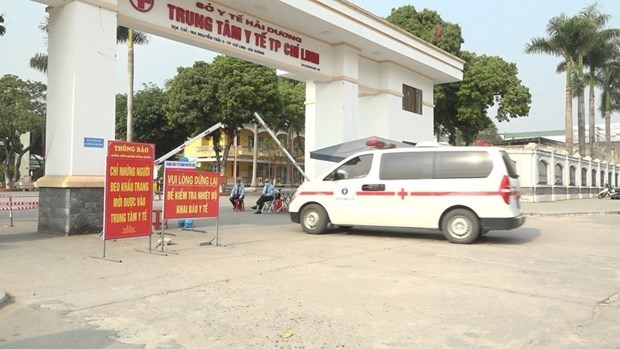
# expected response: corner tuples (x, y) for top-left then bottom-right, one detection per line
(84, 137), (104, 148)
(165, 161), (196, 168)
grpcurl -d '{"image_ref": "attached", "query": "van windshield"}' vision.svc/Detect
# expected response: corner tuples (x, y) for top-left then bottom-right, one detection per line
(324, 154), (373, 181)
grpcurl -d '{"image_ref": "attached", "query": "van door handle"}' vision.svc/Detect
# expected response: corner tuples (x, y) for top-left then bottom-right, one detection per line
(362, 184), (385, 191)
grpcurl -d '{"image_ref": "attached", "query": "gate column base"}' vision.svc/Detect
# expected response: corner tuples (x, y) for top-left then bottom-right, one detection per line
(37, 176), (104, 236)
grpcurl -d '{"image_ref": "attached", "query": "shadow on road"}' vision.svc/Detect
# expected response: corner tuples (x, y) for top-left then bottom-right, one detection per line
(322, 226), (541, 245)
(0, 328), (142, 349)
(477, 227), (541, 245)
(0, 231), (57, 246)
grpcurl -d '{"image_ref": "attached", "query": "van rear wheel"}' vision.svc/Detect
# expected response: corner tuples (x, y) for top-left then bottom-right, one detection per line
(301, 204), (328, 234)
(441, 209), (480, 244)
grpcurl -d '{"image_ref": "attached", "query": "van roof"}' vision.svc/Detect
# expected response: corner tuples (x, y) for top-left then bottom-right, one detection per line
(353, 145), (503, 154)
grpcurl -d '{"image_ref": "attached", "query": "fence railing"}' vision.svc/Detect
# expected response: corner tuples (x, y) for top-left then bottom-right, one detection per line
(0, 195), (39, 227)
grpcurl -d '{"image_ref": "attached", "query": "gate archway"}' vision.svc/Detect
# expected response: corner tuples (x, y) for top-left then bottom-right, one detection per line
(33, 0), (463, 234)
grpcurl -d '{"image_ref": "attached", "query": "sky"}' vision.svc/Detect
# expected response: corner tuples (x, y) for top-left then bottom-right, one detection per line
(2, 0), (620, 135)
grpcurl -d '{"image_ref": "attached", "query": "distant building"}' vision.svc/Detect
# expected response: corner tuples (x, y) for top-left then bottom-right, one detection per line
(183, 124), (305, 187)
(501, 122), (620, 144)
(497, 124), (620, 202)
(499, 122), (620, 165)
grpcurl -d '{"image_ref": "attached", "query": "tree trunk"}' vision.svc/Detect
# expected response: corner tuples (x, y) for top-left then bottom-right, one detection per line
(220, 133), (233, 179)
(11, 147), (31, 185)
(127, 29), (134, 142)
(577, 92), (585, 155)
(3, 144), (14, 189)
(605, 111), (611, 160)
(3, 160), (11, 189)
(604, 90), (612, 161)
(564, 63), (574, 154)
(212, 133), (222, 176)
(588, 71), (596, 157)
(12, 154), (22, 184)
(576, 56), (585, 156)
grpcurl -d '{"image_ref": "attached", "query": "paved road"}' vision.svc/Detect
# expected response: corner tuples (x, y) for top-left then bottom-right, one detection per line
(0, 194), (619, 348)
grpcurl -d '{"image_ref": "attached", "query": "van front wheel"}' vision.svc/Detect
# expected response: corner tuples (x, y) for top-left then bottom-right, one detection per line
(301, 204), (329, 234)
(441, 209), (480, 244)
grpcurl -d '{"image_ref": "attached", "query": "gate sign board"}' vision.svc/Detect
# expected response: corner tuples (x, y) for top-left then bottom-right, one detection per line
(120, 0), (328, 74)
(163, 161), (219, 220)
(104, 141), (155, 240)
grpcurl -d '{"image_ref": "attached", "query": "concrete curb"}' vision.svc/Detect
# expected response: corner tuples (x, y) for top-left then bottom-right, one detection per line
(523, 211), (620, 217)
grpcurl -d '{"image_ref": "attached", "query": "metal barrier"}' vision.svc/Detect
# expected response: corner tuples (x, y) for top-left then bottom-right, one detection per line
(0, 196), (39, 227)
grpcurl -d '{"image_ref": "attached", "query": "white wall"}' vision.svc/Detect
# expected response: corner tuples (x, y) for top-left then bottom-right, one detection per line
(506, 144), (620, 202)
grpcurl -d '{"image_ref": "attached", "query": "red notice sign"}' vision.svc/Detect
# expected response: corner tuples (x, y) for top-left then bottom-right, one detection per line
(104, 141), (155, 240)
(163, 162), (219, 220)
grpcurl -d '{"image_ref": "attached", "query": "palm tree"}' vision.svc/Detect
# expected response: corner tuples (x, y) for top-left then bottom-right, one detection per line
(525, 14), (588, 154)
(29, 17), (49, 73)
(117, 27), (149, 142)
(598, 60), (620, 159)
(580, 4), (620, 157)
(29, 18), (149, 142)
(584, 40), (620, 156)
(0, 14), (6, 36)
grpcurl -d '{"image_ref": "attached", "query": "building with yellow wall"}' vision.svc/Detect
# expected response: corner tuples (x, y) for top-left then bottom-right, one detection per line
(184, 124), (304, 187)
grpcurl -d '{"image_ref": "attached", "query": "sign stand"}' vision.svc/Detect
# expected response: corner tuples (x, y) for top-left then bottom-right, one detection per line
(136, 229), (168, 256)
(200, 218), (223, 247)
(92, 231), (123, 263)
(154, 224), (178, 255)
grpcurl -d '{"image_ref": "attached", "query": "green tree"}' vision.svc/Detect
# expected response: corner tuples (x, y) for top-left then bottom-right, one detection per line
(277, 78), (305, 184)
(167, 56), (280, 175)
(454, 121), (502, 146)
(116, 83), (185, 159)
(456, 52), (531, 145)
(598, 60), (620, 159)
(387, 6), (530, 145)
(29, 17), (148, 77)
(386, 5), (463, 55)
(476, 123), (503, 145)
(29, 17), (48, 74)
(580, 4), (620, 157)
(27, 18), (150, 141)
(166, 61), (216, 160)
(525, 13), (594, 154)
(0, 75), (46, 188)
(0, 14), (6, 36)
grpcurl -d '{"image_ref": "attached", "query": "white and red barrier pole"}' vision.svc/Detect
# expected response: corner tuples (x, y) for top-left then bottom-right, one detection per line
(9, 196), (13, 227)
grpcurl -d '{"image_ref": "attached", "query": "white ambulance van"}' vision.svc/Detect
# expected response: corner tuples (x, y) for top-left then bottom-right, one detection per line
(288, 146), (525, 244)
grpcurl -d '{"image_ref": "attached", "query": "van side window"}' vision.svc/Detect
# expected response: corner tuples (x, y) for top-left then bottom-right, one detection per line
(435, 152), (493, 179)
(325, 154), (373, 181)
(380, 152), (433, 180)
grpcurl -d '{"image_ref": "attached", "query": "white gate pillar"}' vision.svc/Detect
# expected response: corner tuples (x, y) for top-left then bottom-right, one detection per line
(305, 45), (359, 178)
(37, 0), (117, 235)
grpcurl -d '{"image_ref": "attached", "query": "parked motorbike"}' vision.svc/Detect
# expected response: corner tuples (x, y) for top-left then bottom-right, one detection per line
(597, 184), (618, 199)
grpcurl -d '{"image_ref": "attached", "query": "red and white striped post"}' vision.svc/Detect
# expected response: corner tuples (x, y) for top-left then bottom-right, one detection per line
(8, 196), (13, 227)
